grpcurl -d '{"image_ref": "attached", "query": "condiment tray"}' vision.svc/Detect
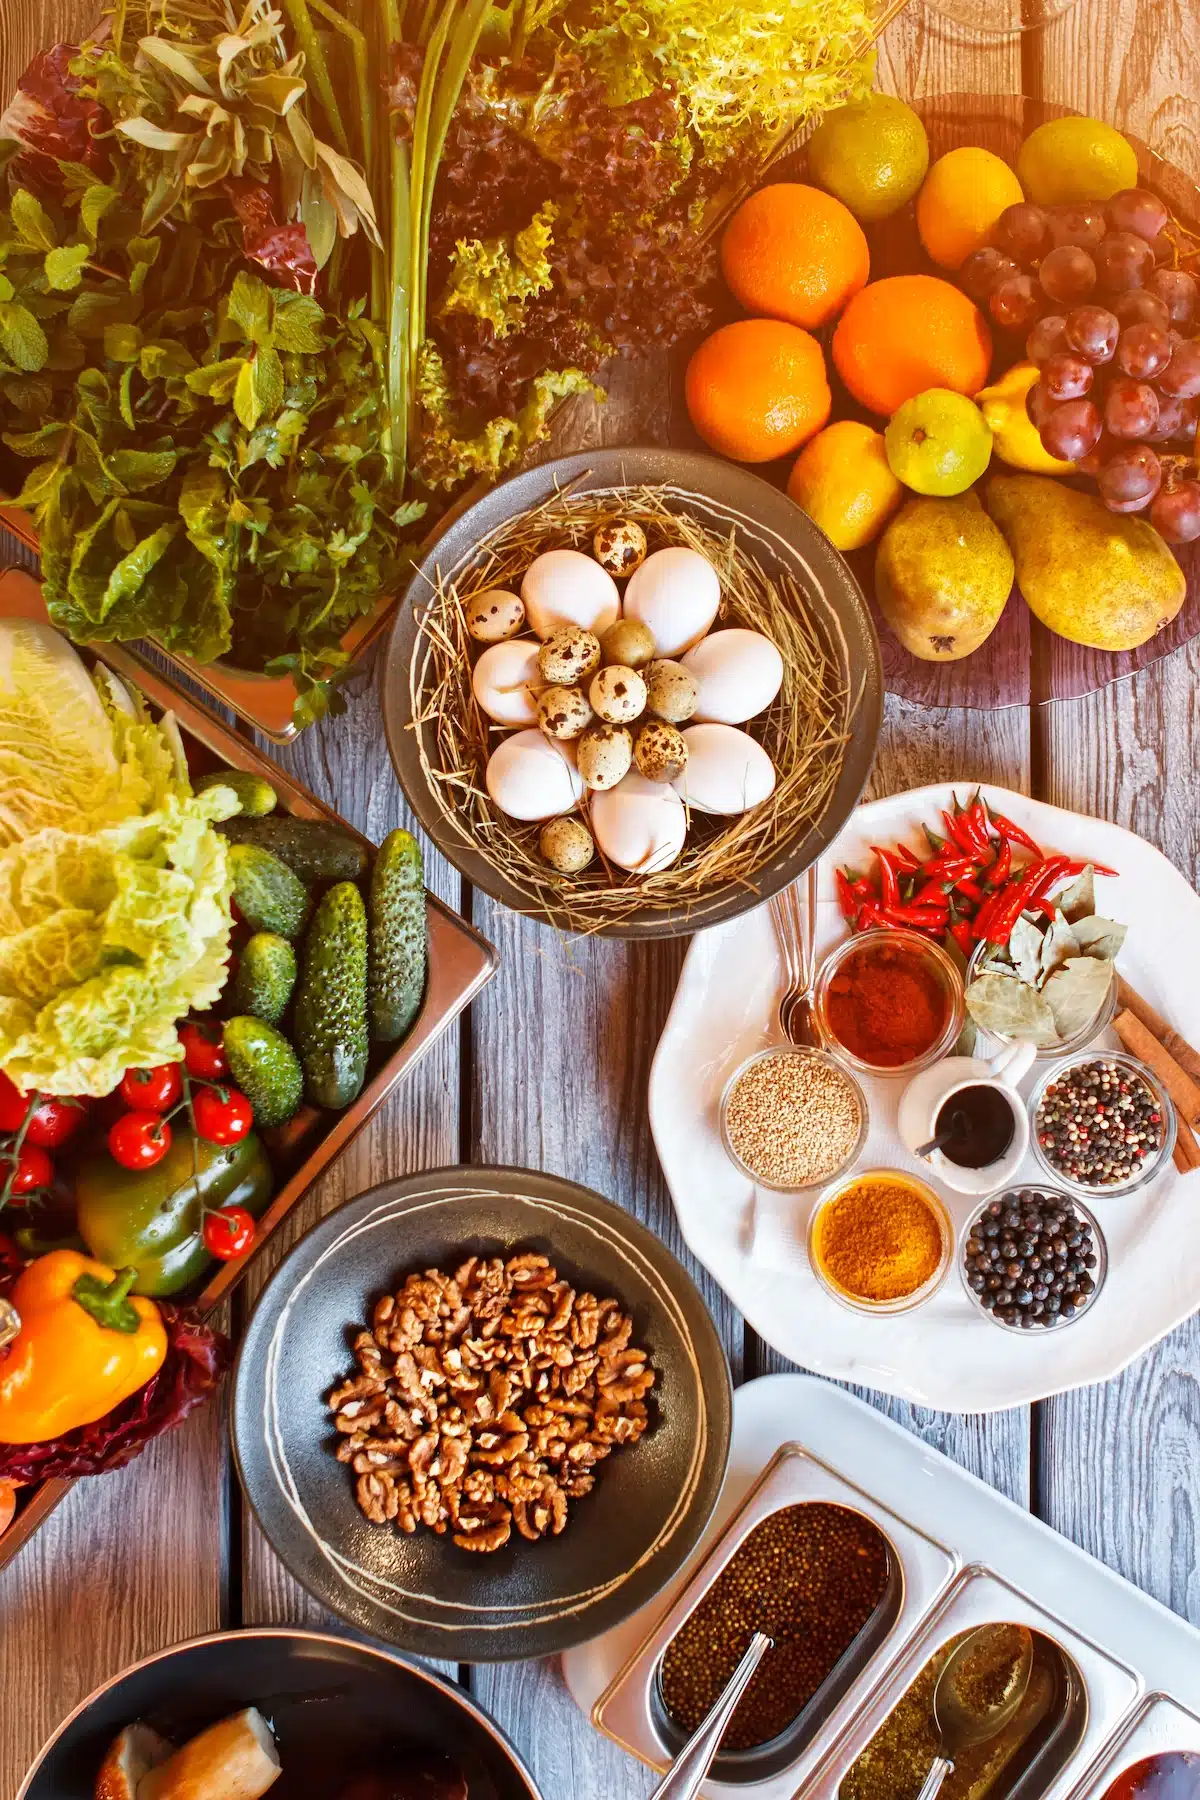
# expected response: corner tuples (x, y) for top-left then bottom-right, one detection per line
(564, 1374), (1200, 1799)
(648, 783), (1200, 1410)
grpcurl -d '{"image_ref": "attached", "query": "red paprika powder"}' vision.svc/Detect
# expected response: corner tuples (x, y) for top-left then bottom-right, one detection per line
(823, 936), (952, 1068)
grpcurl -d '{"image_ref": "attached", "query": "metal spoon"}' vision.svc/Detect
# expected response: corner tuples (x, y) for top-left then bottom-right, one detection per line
(914, 1111), (969, 1160)
(782, 864), (821, 1048)
(915, 1624), (1035, 1800)
(649, 1631), (772, 1800)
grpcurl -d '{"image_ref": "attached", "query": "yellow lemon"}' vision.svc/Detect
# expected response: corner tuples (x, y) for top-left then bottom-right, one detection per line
(1017, 116), (1139, 206)
(976, 363), (1077, 474)
(787, 420), (904, 551)
(916, 147), (1024, 270)
(807, 94), (930, 224)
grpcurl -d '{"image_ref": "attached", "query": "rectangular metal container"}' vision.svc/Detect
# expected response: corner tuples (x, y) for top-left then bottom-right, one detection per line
(0, 564), (499, 1569)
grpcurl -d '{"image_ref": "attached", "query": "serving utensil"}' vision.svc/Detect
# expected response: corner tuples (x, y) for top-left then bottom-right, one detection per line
(915, 1623), (1035, 1800)
(649, 1631), (772, 1799)
(770, 866), (821, 1047)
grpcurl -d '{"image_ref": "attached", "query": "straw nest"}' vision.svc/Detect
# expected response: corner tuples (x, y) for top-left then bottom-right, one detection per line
(408, 481), (863, 933)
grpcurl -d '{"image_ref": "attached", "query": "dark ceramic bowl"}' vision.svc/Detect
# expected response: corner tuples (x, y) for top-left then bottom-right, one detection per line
(231, 1166), (732, 1661)
(18, 1627), (542, 1799)
(381, 447), (882, 939)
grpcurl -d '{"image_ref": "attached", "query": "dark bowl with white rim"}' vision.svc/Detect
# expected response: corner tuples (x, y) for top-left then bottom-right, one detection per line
(230, 1166), (732, 1661)
(380, 447), (883, 939)
(17, 1627), (543, 1799)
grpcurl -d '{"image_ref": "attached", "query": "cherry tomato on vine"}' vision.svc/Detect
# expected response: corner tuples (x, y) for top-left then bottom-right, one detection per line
(202, 1205), (256, 1260)
(24, 1093), (89, 1148)
(119, 1064), (183, 1114)
(108, 1110), (172, 1171)
(192, 1086), (253, 1145)
(5, 1143), (54, 1198)
(178, 1022), (228, 1081)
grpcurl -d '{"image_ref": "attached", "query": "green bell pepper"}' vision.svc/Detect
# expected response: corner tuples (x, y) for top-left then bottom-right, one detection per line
(75, 1128), (273, 1296)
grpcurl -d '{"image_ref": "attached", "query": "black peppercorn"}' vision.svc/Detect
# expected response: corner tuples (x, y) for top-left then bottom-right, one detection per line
(963, 1187), (1103, 1330)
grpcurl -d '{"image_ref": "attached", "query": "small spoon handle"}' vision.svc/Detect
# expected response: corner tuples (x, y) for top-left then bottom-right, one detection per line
(914, 1755), (955, 1800)
(649, 1631), (772, 1800)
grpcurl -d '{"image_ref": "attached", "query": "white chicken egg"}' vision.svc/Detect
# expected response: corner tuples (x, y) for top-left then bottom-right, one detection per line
(623, 547), (720, 657)
(591, 769), (687, 874)
(471, 639), (542, 726)
(682, 628), (784, 725)
(521, 550), (621, 641)
(485, 729), (585, 821)
(672, 724), (776, 816)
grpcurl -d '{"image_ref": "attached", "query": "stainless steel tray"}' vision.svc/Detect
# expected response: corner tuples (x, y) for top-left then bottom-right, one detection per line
(0, 565), (499, 1569)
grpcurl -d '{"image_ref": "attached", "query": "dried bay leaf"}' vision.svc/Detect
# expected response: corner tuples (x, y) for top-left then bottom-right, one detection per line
(967, 971), (1060, 1047)
(1057, 865), (1095, 923)
(1009, 913), (1043, 987)
(1043, 956), (1113, 1042)
(1039, 908), (1079, 982)
(1072, 915), (1127, 962)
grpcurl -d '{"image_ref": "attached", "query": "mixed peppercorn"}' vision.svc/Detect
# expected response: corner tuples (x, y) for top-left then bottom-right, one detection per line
(1035, 1058), (1167, 1188)
(837, 791), (1117, 954)
(963, 1189), (1102, 1329)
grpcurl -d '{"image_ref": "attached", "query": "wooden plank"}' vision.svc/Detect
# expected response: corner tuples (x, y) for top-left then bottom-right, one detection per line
(1035, 0), (1200, 1612)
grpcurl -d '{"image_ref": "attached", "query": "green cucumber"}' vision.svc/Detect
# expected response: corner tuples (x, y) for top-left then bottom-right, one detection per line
(293, 882), (369, 1109)
(228, 843), (310, 939)
(223, 1015), (304, 1129)
(231, 932), (297, 1026)
(368, 829), (427, 1043)
(195, 769), (278, 815)
(217, 815), (368, 882)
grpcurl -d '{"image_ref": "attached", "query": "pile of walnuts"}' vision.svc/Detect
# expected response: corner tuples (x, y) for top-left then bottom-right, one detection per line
(329, 1252), (656, 1554)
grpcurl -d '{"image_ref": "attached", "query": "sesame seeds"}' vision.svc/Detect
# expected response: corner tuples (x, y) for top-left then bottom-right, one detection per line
(723, 1051), (863, 1189)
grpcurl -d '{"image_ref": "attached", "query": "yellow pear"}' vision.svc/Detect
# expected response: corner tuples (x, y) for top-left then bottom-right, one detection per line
(875, 492), (1014, 661)
(986, 474), (1186, 651)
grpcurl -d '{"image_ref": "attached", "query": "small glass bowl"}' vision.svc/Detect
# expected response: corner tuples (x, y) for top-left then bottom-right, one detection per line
(1028, 1050), (1178, 1199)
(807, 1167), (953, 1316)
(965, 940), (1119, 1061)
(719, 1046), (868, 1194)
(814, 929), (966, 1079)
(959, 1187), (1108, 1334)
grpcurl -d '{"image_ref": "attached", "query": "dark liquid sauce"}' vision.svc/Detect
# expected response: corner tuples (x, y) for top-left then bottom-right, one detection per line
(937, 1084), (1016, 1169)
(1104, 1755), (1200, 1800)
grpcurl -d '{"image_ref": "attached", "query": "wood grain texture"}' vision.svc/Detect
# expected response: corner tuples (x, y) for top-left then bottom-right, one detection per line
(1035, 0), (1200, 1620)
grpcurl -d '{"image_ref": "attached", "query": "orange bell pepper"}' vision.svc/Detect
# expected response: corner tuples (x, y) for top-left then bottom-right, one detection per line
(0, 1251), (167, 1445)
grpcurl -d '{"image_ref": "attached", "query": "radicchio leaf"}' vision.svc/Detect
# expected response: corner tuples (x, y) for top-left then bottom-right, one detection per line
(224, 177), (318, 296)
(0, 45), (108, 197)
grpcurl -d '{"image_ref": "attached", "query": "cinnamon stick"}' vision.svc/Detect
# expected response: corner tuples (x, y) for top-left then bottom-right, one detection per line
(1114, 1009), (1200, 1128)
(1173, 1117), (1200, 1176)
(1116, 977), (1200, 1086)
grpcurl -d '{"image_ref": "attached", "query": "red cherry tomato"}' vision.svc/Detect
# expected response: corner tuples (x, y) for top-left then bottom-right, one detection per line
(108, 1110), (172, 1171)
(192, 1085), (253, 1145)
(119, 1064), (183, 1114)
(5, 1143), (54, 1198)
(178, 1022), (228, 1081)
(0, 1073), (30, 1134)
(24, 1094), (89, 1148)
(202, 1204), (256, 1260)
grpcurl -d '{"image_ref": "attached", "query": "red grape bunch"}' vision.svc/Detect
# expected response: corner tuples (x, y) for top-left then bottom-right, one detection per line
(960, 186), (1200, 543)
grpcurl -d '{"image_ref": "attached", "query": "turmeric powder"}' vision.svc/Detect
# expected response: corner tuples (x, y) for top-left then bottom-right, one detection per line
(814, 1176), (945, 1303)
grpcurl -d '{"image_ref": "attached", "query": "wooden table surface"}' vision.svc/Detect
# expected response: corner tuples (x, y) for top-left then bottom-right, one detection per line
(2, 0), (1199, 1793)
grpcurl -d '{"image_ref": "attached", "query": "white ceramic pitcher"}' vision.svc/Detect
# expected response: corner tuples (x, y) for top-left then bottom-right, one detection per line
(897, 1040), (1037, 1196)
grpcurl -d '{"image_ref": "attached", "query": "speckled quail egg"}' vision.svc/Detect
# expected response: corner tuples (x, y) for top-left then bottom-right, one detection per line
(589, 664), (647, 725)
(536, 684), (593, 741)
(682, 628), (784, 725)
(623, 546), (720, 657)
(537, 626), (601, 687)
(577, 723), (633, 791)
(485, 729), (584, 820)
(465, 586), (525, 644)
(539, 816), (595, 874)
(634, 718), (688, 784)
(471, 638), (542, 726)
(521, 549), (620, 640)
(599, 618), (656, 671)
(591, 770), (687, 874)
(593, 518), (648, 578)
(672, 723), (776, 816)
(644, 658), (698, 724)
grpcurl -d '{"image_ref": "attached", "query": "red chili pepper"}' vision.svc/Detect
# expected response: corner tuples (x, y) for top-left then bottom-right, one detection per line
(941, 810), (979, 856)
(988, 810), (1042, 857)
(856, 899), (883, 930)
(955, 876), (985, 903)
(851, 878), (875, 900)
(872, 848), (901, 909)
(950, 919), (974, 956)
(987, 839), (1012, 887)
(893, 844), (922, 873)
(913, 878), (952, 908)
(968, 797), (993, 853)
(883, 904), (949, 930)
(924, 826), (946, 856)
(1058, 859), (1118, 879)
(989, 856), (1073, 944)
(836, 869), (858, 923)
(971, 889), (1004, 941)
(922, 853), (976, 880)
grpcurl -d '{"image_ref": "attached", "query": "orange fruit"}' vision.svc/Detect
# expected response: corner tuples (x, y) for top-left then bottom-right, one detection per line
(686, 319), (832, 463)
(832, 275), (993, 417)
(720, 183), (870, 329)
(916, 146), (1024, 269)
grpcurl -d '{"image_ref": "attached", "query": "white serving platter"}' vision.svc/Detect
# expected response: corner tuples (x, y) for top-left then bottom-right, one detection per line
(648, 783), (1200, 1410)
(563, 1375), (1200, 1797)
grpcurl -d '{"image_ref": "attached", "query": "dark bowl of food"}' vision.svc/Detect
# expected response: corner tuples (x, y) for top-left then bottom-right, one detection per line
(381, 447), (882, 939)
(17, 1627), (542, 1800)
(230, 1166), (733, 1661)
